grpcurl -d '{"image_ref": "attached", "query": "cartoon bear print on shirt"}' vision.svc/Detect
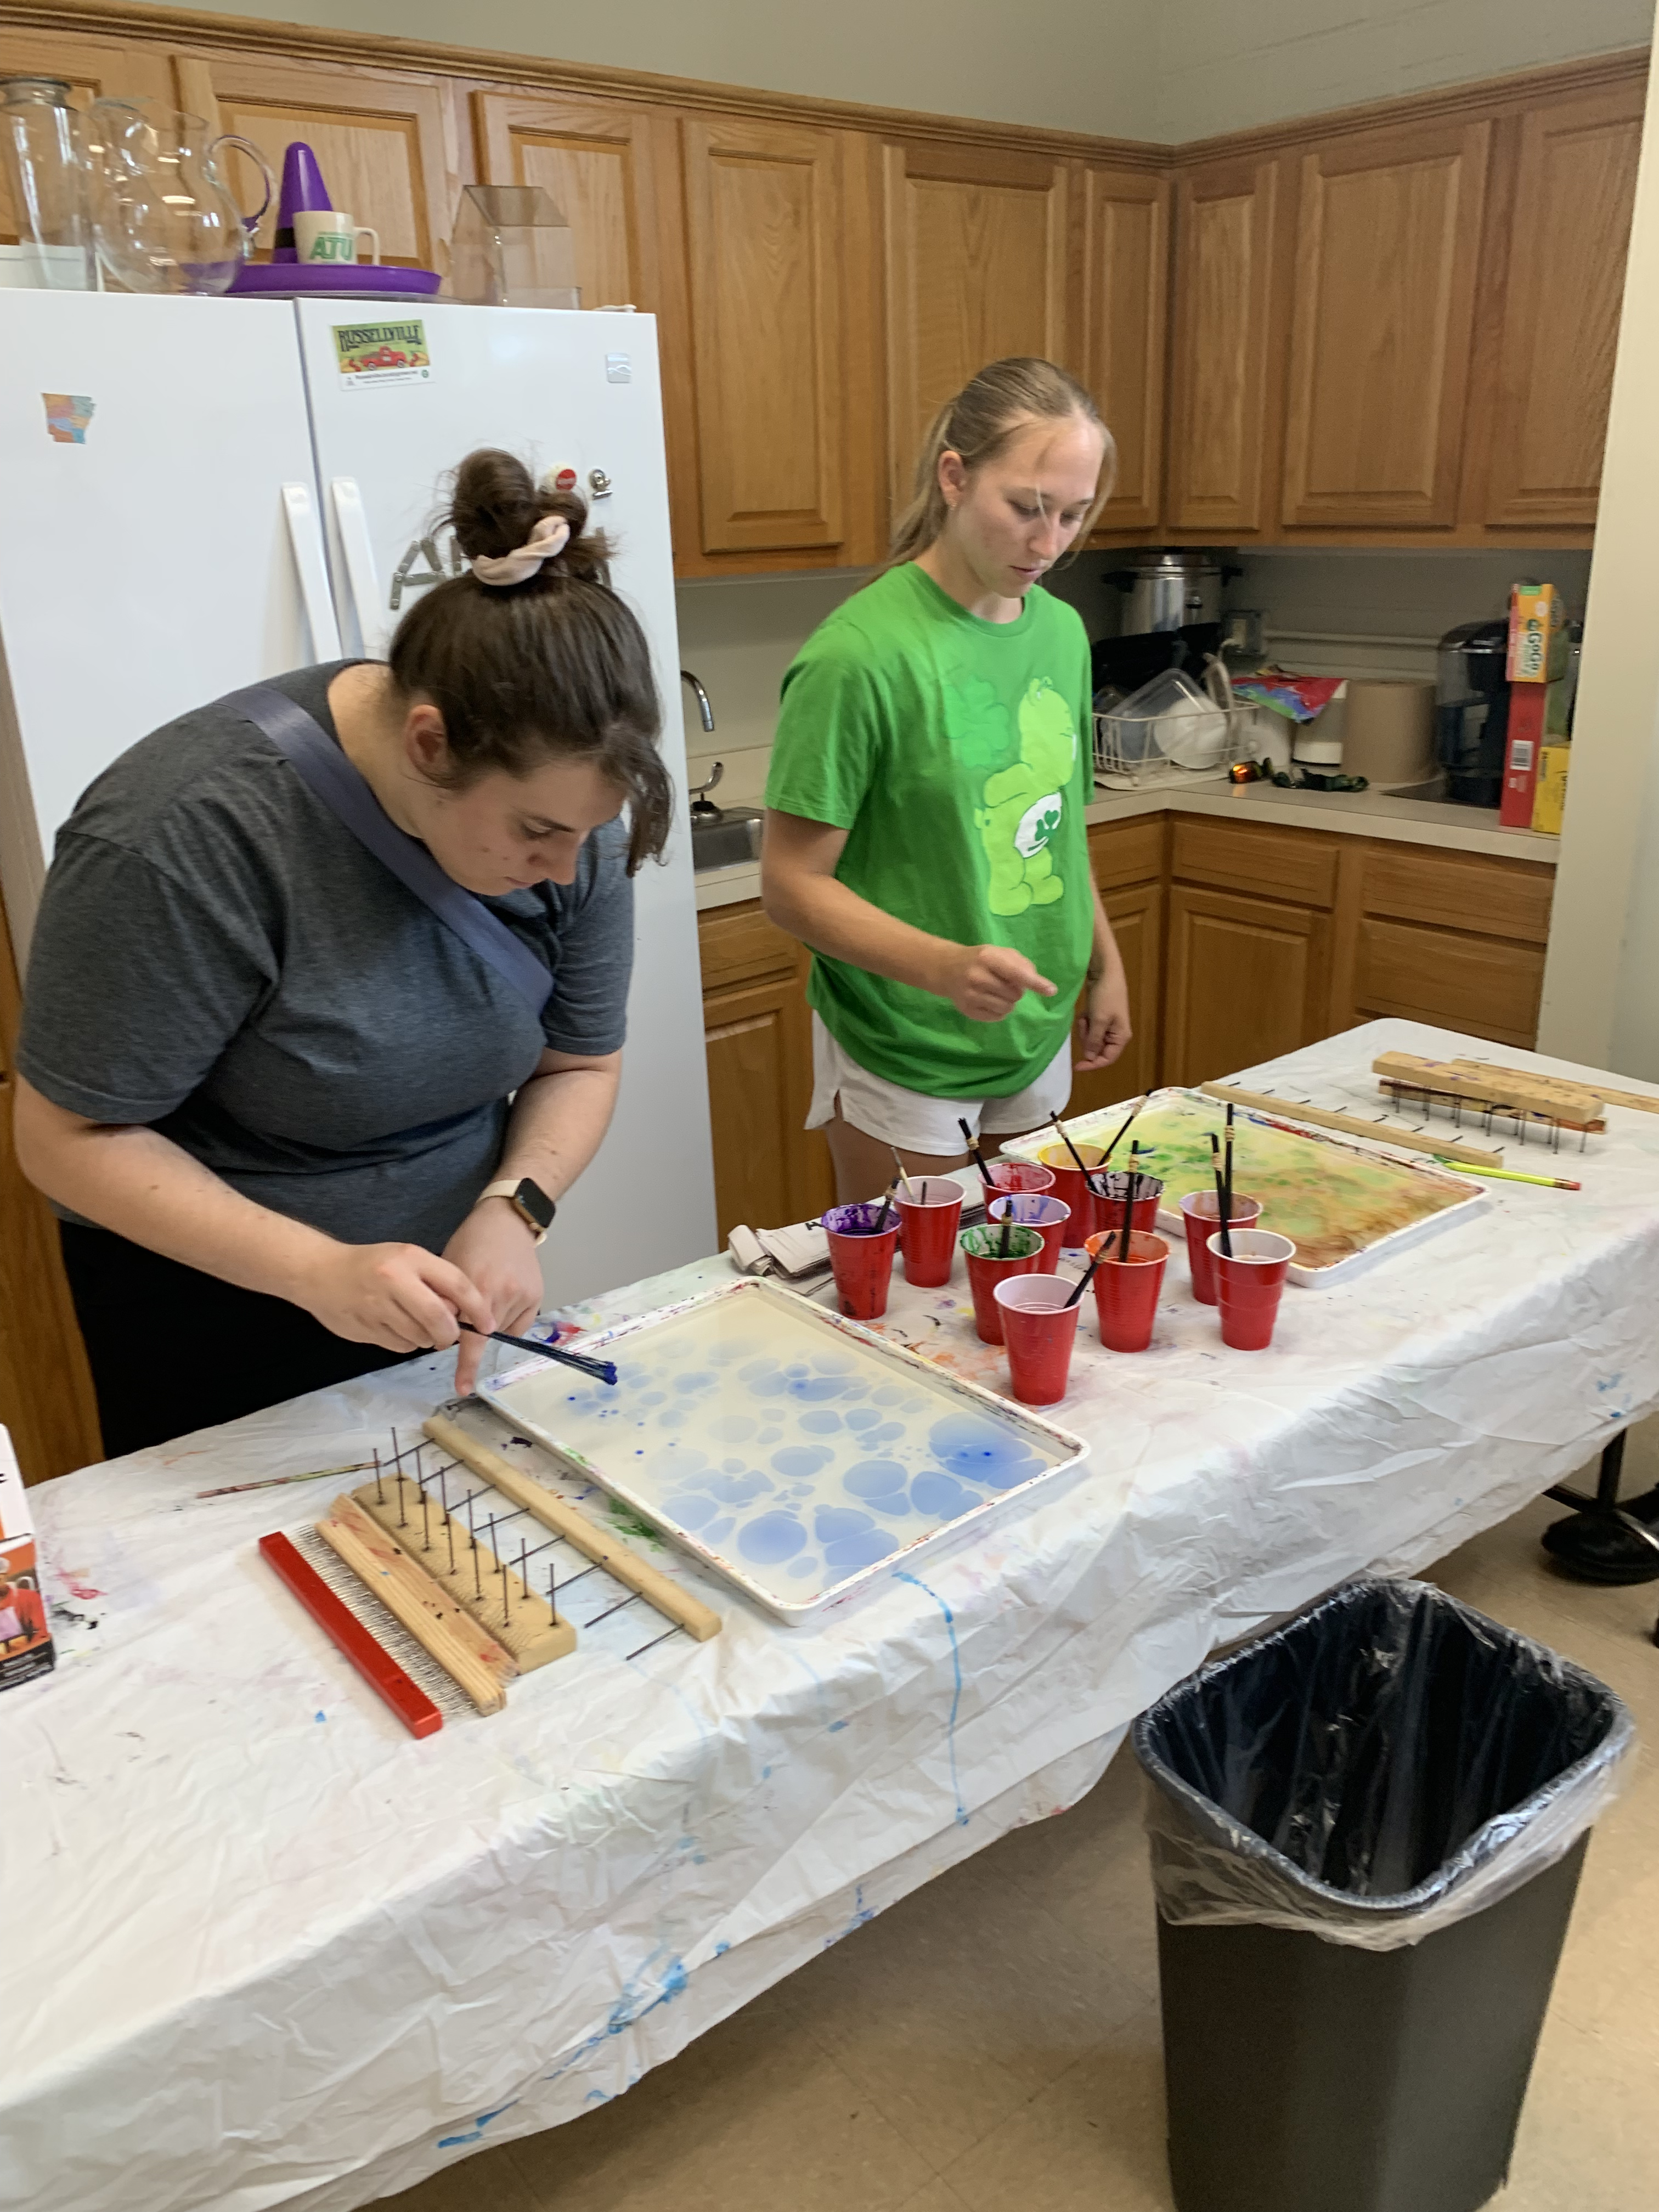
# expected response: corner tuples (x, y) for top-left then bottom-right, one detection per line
(975, 677), (1077, 915)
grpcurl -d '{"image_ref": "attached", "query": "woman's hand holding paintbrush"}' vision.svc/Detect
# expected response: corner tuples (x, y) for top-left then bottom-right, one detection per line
(458, 1319), (618, 1386)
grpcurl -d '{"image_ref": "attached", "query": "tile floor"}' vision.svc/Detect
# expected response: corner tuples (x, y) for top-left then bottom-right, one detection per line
(377, 1451), (1659, 2212)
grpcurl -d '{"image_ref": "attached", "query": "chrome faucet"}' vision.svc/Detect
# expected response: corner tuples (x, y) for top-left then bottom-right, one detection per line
(680, 668), (715, 733)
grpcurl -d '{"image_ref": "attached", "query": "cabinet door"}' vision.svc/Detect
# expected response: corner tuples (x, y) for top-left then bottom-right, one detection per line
(704, 973), (810, 1244)
(0, 893), (101, 1482)
(1165, 155), (1283, 535)
(681, 116), (848, 555)
(1351, 919), (1544, 1050)
(473, 91), (672, 314)
(178, 50), (457, 274)
(1081, 167), (1169, 532)
(883, 142), (1069, 509)
(0, 27), (170, 245)
(1164, 884), (1329, 1087)
(1481, 85), (1644, 529)
(1282, 120), (1490, 529)
(1068, 878), (1164, 1119)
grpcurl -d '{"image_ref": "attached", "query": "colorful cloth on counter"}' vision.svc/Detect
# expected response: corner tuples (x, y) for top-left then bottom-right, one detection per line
(765, 562), (1093, 1099)
(1232, 673), (1345, 723)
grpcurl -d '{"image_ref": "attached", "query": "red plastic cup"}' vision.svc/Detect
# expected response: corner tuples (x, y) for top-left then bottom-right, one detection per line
(988, 1192), (1071, 1274)
(1037, 1141), (1107, 1244)
(1180, 1189), (1263, 1305)
(994, 1274), (1082, 1406)
(822, 1200), (900, 1320)
(1207, 1228), (1296, 1351)
(1083, 1229), (1169, 1352)
(1094, 1168), (1164, 1245)
(985, 1158), (1056, 1200)
(896, 1176), (964, 1287)
(960, 1223), (1045, 1344)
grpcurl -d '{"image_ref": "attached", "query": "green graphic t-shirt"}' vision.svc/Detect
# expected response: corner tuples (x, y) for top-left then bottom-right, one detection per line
(765, 562), (1093, 1098)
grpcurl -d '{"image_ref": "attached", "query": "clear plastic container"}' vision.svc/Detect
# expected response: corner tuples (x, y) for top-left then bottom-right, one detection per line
(0, 77), (96, 290)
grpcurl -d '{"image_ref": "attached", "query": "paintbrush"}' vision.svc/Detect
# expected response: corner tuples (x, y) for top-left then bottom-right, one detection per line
(957, 1115), (997, 1189)
(871, 1179), (897, 1234)
(1210, 1132), (1233, 1258)
(459, 1321), (618, 1386)
(1064, 1244), (1107, 1308)
(1118, 1142), (1139, 1261)
(197, 1460), (375, 1501)
(1100, 1103), (1143, 1164)
(889, 1146), (917, 1198)
(1224, 1102), (1235, 1228)
(1049, 1111), (1094, 1180)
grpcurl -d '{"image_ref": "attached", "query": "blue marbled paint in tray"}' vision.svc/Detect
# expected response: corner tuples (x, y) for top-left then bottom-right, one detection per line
(479, 1280), (1087, 1623)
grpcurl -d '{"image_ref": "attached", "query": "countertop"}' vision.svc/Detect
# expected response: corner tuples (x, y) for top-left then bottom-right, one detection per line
(692, 775), (1561, 912)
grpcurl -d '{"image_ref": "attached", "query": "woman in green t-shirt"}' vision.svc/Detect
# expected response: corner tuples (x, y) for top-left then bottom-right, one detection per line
(763, 357), (1131, 1203)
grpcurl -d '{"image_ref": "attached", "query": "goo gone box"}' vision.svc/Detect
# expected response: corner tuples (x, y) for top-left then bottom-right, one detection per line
(0, 1424), (54, 1689)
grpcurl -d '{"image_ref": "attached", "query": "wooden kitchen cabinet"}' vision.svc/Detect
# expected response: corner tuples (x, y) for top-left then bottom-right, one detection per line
(174, 48), (458, 273)
(1079, 166), (1169, 534)
(698, 901), (831, 1242)
(1164, 154), (1285, 536)
(1281, 117), (1491, 529)
(1476, 81), (1645, 529)
(1066, 817), (1165, 1116)
(881, 139), (1070, 509)
(1342, 842), (1554, 1049)
(1164, 883), (1332, 1086)
(681, 115), (878, 563)
(0, 893), (101, 1485)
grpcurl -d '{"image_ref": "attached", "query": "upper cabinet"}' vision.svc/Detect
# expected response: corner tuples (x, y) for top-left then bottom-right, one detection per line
(1165, 155), (1284, 535)
(680, 116), (853, 557)
(1477, 81), (1646, 529)
(1281, 119), (1490, 529)
(882, 142), (1070, 507)
(1079, 167), (1169, 534)
(176, 49), (458, 274)
(472, 91), (673, 312)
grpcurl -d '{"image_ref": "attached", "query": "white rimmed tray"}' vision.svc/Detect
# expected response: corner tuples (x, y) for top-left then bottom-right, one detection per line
(1001, 1087), (1486, 1286)
(477, 1278), (1088, 1625)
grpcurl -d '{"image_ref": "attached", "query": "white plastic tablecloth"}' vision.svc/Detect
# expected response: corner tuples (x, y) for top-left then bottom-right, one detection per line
(8, 1018), (1659, 2212)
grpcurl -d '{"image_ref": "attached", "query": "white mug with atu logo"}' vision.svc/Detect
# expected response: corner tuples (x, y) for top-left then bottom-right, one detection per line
(294, 210), (381, 267)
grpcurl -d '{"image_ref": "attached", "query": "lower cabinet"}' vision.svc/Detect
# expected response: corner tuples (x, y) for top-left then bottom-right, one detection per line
(1164, 882), (1332, 1086)
(698, 901), (832, 1242)
(1068, 817), (1166, 1118)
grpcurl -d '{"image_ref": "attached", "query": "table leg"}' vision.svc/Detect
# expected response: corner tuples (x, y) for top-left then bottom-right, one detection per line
(1542, 1430), (1659, 1586)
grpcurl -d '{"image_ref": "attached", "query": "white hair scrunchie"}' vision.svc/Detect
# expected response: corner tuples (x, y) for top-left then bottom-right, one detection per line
(471, 512), (572, 588)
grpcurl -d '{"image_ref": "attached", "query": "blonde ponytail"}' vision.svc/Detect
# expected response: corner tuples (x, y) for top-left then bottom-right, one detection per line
(887, 357), (1116, 568)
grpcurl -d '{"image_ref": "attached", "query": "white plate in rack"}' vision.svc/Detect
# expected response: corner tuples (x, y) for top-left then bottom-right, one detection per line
(478, 1278), (1088, 1624)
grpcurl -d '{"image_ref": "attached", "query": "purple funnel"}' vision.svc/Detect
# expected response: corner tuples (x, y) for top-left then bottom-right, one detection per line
(273, 142), (333, 262)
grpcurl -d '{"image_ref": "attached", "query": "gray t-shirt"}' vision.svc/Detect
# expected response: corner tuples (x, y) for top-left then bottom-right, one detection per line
(18, 663), (633, 1252)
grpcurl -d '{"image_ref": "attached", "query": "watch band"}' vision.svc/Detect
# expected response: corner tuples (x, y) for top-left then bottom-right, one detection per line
(480, 1178), (550, 1245)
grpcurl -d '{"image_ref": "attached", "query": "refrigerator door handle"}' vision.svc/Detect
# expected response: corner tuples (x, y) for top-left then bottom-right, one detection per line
(281, 481), (342, 662)
(330, 476), (383, 658)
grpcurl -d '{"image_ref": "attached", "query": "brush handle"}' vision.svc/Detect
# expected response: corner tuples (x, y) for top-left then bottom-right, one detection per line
(460, 1321), (616, 1385)
(425, 1416), (723, 1643)
(259, 1530), (443, 1738)
(1049, 1112), (1092, 1178)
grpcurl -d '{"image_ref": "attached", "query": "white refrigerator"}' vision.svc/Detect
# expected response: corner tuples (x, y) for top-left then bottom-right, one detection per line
(0, 289), (716, 1305)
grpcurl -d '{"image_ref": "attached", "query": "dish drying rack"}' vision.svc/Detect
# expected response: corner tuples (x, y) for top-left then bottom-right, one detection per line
(1092, 701), (1261, 791)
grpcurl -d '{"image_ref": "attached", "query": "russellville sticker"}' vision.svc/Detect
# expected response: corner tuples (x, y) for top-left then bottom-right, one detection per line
(333, 319), (432, 389)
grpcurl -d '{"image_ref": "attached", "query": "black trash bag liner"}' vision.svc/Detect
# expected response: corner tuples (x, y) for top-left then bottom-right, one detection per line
(1133, 1577), (1634, 1949)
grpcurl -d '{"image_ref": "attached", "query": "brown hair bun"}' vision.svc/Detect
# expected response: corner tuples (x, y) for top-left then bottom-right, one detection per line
(445, 447), (611, 589)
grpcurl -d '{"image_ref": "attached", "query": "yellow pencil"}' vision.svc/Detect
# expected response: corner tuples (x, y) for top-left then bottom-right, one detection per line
(1434, 1158), (1581, 1191)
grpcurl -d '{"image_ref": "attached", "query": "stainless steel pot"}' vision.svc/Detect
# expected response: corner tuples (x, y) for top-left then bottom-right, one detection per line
(1107, 551), (1234, 635)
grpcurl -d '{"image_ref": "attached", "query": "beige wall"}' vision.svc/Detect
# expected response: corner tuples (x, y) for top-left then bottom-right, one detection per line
(176, 0), (1649, 138)
(1536, 29), (1659, 1072)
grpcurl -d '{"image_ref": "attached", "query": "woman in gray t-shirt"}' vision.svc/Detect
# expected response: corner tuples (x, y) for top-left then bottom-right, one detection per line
(15, 448), (669, 1457)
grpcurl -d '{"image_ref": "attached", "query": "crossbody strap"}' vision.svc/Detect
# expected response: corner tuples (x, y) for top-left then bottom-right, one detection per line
(232, 681), (553, 1016)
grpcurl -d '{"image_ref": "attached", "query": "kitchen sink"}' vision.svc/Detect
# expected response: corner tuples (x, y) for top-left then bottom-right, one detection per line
(691, 807), (764, 871)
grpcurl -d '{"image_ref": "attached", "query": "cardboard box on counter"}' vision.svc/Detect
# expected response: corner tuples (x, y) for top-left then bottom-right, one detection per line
(0, 1424), (55, 1690)
(1532, 743), (1571, 837)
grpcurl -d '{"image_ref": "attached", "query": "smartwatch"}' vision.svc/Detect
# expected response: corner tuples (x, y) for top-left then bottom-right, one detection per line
(479, 1176), (556, 1245)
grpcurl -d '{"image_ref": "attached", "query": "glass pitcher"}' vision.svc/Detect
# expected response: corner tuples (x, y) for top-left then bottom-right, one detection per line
(0, 76), (98, 289)
(87, 99), (273, 296)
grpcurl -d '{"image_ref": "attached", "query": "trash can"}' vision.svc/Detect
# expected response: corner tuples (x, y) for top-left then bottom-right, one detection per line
(1132, 1577), (1634, 2212)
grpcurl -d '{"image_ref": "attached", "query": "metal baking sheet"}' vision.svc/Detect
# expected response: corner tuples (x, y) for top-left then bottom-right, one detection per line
(478, 1278), (1088, 1625)
(1002, 1087), (1486, 1286)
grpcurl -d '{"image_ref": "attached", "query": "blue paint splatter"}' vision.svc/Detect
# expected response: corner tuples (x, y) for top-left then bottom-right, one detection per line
(738, 1511), (806, 1565)
(928, 1413), (1041, 1491)
(894, 1568), (968, 1827)
(844, 1457), (907, 1498)
(437, 2098), (521, 2149)
(825, 1528), (900, 1569)
(773, 1445), (834, 1479)
(799, 1410), (842, 1435)
(910, 1472), (979, 1522)
(815, 1504), (876, 1545)
(314, 1711), (326, 1723)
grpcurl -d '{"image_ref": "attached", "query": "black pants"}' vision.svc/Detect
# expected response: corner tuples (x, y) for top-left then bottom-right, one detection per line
(60, 1223), (408, 1459)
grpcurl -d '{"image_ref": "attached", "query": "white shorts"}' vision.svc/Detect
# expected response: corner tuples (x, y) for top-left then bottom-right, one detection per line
(806, 1012), (1073, 1156)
